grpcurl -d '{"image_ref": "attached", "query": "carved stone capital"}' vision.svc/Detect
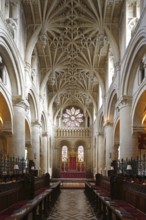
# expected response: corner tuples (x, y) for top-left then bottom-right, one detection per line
(25, 142), (32, 148)
(119, 95), (132, 109)
(42, 131), (48, 137)
(24, 62), (31, 74)
(103, 120), (113, 127)
(31, 120), (41, 127)
(114, 61), (121, 72)
(12, 96), (29, 110)
(97, 132), (103, 136)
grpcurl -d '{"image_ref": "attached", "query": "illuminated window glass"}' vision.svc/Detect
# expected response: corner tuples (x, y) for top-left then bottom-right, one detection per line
(62, 146), (68, 162)
(63, 107), (83, 127)
(78, 146), (84, 162)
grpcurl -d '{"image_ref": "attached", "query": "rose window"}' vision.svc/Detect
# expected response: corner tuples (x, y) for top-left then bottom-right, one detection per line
(63, 107), (83, 127)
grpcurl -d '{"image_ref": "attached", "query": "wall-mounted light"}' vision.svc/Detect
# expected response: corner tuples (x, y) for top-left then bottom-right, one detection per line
(14, 164), (19, 170)
(126, 164), (132, 171)
(31, 166), (35, 170)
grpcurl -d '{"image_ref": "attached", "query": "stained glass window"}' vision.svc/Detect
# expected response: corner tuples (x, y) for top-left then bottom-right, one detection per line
(62, 146), (68, 162)
(78, 146), (84, 162)
(63, 107), (83, 127)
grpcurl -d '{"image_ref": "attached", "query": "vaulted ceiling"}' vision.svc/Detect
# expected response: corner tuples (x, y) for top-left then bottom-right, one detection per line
(22, 0), (123, 114)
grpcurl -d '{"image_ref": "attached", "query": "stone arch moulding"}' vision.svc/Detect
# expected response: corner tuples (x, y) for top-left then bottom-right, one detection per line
(120, 30), (146, 97)
(98, 112), (104, 134)
(104, 25), (120, 64)
(25, 118), (31, 145)
(56, 140), (72, 150)
(74, 140), (87, 149)
(0, 36), (24, 96)
(0, 90), (13, 134)
(50, 90), (95, 122)
(41, 112), (47, 133)
(106, 89), (118, 123)
(28, 89), (39, 122)
(131, 88), (146, 133)
(113, 119), (120, 159)
(25, 118), (31, 161)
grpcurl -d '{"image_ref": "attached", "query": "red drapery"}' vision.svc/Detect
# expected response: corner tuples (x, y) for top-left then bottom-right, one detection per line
(69, 157), (76, 170)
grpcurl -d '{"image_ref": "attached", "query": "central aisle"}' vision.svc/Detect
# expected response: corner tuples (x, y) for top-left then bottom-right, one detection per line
(47, 189), (97, 220)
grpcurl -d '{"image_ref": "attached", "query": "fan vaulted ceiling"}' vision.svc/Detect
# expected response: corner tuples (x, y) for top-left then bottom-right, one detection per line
(22, 0), (123, 113)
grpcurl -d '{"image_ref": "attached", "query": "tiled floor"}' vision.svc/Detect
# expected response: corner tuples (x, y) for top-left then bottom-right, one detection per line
(47, 189), (97, 220)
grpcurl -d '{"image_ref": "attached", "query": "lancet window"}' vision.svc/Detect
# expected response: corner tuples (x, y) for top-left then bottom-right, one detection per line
(78, 146), (84, 162)
(62, 146), (68, 162)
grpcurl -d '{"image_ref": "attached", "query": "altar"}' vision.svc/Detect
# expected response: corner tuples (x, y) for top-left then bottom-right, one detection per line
(60, 171), (86, 178)
(60, 156), (86, 178)
(60, 147), (86, 178)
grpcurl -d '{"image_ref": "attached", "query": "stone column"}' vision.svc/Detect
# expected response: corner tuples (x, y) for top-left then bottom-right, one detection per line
(143, 55), (146, 77)
(97, 133), (105, 174)
(9, 97), (26, 158)
(0, 0), (5, 12)
(24, 62), (31, 97)
(31, 120), (40, 170)
(119, 96), (135, 159)
(85, 113), (88, 127)
(58, 114), (61, 127)
(114, 143), (119, 160)
(93, 138), (97, 177)
(104, 121), (114, 171)
(131, 132), (139, 157)
(95, 135), (98, 174)
(26, 142), (32, 160)
(40, 132), (48, 174)
(114, 62), (121, 97)
(47, 136), (51, 175)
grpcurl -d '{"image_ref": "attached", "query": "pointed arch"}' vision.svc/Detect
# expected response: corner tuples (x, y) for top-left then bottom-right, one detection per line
(132, 88), (146, 131)
(106, 89), (118, 122)
(28, 89), (39, 122)
(0, 91), (12, 133)
(120, 29), (146, 97)
(25, 25), (42, 64)
(0, 31), (24, 96)
(41, 111), (48, 132)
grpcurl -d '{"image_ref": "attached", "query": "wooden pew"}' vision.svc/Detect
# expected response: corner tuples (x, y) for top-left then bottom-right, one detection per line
(85, 174), (111, 218)
(0, 180), (26, 212)
(85, 174), (146, 220)
(0, 173), (60, 220)
(111, 177), (146, 219)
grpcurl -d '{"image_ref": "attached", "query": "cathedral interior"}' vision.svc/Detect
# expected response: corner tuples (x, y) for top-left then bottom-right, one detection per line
(0, 0), (146, 219)
(0, 0), (146, 179)
(0, 0), (146, 217)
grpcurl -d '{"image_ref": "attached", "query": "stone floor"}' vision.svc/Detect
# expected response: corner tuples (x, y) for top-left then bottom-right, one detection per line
(47, 189), (97, 220)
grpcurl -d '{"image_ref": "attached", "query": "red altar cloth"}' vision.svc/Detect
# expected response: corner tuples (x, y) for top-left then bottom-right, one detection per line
(69, 157), (76, 170)
(60, 171), (86, 178)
